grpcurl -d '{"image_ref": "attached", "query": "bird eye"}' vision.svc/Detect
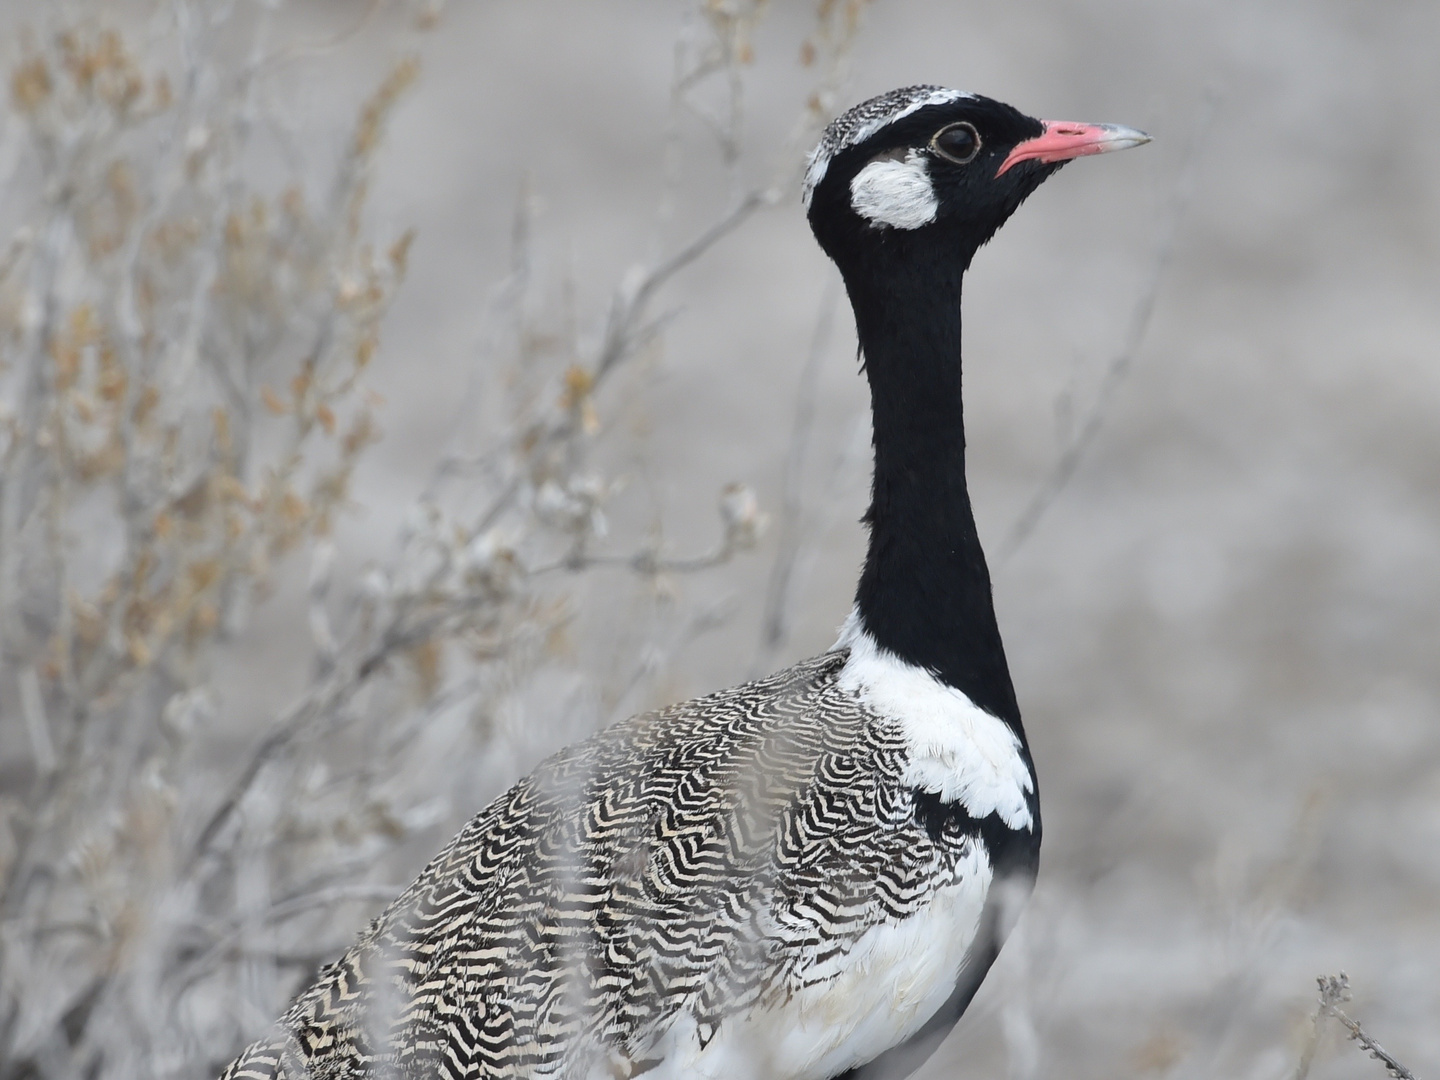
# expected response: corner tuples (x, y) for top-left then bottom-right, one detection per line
(931, 122), (981, 165)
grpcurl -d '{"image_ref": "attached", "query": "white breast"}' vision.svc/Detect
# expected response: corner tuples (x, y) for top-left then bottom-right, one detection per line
(833, 610), (1034, 832)
(632, 843), (993, 1080)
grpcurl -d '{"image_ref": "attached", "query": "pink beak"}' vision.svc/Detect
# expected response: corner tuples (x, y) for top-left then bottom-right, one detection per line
(997, 120), (1151, 176)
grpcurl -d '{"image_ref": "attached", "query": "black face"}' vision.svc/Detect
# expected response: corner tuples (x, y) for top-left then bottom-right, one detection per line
(806, 94), (1060, 270)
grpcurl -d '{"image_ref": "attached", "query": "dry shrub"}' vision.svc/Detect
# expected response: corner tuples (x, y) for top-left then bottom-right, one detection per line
(0, 3), (869, 1077)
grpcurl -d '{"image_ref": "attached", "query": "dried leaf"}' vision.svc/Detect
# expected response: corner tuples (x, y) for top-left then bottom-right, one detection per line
(261, 385), (288, 415)
(11, 57), (52, 111)
(388, 229), (416, 274)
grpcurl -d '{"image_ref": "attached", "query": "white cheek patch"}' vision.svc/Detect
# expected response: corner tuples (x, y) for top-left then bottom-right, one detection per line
(848, 151), (938, 230)
(833, 610), (1034, 831)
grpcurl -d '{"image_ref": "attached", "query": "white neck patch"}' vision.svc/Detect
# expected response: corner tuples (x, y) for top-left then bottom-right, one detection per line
(849, 150), (938, 230)
(832, 610), (1034, 831)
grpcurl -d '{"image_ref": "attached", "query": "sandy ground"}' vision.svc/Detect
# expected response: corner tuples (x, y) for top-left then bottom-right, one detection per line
(19, 0), (1436, 1074)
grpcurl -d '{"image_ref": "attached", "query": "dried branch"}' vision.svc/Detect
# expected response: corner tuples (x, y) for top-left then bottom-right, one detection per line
(598, 187), (775, 384)
(186, 0), (829, 945)
(1294, 974), (1420, 1080)
(752, 276), (840, 674)
(0, 5), (876, 1077)
(997, 88), (1221, 564)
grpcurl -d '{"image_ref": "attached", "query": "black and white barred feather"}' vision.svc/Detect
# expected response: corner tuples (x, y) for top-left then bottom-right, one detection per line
(220, 650), (1033, 1080)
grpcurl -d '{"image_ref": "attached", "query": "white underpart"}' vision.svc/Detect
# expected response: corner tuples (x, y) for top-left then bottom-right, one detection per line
(802, 87), (972, 208)
(631, 845), (993, 1080)
(848, 151), (938, 230)
(833, 609), (1034, 831)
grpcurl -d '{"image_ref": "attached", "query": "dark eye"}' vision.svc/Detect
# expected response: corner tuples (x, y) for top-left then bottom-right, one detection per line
(931, 122), (981, 165)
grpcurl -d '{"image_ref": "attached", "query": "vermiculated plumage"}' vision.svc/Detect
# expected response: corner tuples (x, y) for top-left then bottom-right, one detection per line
(221, 653), (1031, 1080)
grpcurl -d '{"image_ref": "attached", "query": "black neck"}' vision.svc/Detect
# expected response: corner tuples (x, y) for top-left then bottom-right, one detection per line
(843, 239), (1021, 730)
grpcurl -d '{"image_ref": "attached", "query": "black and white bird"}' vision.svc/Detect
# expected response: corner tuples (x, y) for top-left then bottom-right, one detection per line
(221, 87), (1148, 1080)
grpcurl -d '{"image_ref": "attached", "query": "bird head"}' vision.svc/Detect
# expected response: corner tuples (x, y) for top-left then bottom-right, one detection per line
(804, 86), (1150, 274)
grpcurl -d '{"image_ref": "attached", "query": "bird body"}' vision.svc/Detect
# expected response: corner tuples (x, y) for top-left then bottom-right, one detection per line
(223, 646), (1033, 1080)
(221, 86), (1148, 1080)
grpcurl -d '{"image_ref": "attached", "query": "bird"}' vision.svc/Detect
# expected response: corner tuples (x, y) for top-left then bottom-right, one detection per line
(220, 86), (1149, 1080)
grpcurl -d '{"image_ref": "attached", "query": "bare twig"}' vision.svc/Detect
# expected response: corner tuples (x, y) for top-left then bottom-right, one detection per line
(751, 276), (840, 674)
(1294, 974), (1420, 1080)
(603, 593), (739, 724)
(465, 187), (773, 541)
(249, 0), (385, 72)
(596, 187), (774, 383)
(996, 88), (1221, 564)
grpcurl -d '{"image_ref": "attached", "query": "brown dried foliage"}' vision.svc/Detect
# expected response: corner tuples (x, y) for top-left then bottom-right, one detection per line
(0, 11), (413, 1078)
(0, 3), (868, 1076)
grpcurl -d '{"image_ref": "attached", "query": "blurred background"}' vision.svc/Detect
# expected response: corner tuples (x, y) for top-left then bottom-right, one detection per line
(0, 2), (1436, 1077)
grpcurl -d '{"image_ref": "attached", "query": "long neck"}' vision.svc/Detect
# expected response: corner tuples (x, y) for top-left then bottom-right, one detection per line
(844, 245), (1021, 729)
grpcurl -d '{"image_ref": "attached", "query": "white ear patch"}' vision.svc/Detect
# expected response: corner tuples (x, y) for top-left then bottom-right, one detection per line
(848, 151), (938, 230)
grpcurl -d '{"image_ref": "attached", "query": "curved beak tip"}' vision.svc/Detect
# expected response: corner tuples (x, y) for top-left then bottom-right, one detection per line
(1096, 123), (1153, 151)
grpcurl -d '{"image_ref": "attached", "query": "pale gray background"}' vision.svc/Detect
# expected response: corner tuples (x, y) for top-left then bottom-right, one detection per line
(40, 0), (1439, 1074)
